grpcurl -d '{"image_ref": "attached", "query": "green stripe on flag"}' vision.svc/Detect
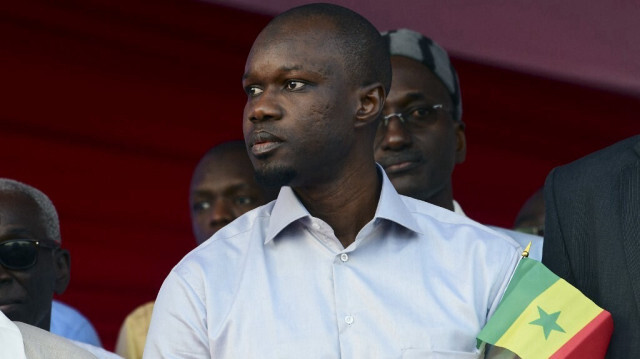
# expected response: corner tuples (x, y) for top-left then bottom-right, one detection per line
(478, 257), (560, 345)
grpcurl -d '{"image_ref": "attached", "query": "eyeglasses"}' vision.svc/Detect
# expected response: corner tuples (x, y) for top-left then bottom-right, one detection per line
(0, 239), (58, 271)
(380, 104), (445, 129)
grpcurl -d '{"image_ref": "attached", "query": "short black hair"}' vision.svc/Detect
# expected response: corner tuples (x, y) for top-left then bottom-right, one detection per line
(267, 3), (391, 94)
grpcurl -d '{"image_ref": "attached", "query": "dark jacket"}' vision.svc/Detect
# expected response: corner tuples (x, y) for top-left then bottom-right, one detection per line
(543, 134), (640, 358)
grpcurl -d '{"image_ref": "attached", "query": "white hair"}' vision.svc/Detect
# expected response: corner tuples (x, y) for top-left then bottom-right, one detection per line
(0, 178), (61, 243)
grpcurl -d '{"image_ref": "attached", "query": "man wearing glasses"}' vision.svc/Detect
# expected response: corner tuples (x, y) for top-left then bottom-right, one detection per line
(0, 178), (121, 358)
(375, 29), (543, 260)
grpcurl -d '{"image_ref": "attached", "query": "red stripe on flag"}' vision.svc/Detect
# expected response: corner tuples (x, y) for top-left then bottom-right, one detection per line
(550, 310), (613, 359)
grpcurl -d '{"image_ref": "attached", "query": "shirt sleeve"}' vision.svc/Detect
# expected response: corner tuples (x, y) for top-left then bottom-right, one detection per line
(143, 269), (210, 359)
(486, 244), (520, 321)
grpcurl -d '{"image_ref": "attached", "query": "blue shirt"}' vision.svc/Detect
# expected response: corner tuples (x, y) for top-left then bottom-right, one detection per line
(51, 300), (102, 347)
(145, 170), (520, 358)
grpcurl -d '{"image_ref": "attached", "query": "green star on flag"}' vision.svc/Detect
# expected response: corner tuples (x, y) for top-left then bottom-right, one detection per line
(529, 306), (565, 339)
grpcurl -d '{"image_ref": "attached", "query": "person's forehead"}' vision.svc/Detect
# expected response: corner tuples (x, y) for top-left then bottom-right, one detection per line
(191, 151), (257, 190)
(387, 56), (451, 106)
(249, 21), (342, 64)
(0, 192), (40, 217)
(0, 193), (46, 237)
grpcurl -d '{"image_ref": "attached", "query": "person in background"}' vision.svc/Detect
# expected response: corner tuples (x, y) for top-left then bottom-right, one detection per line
(543, 134), (640, 358)
(144, 4), (519, 357)
(513, 188), (544, 236)
(374, 28), (543, 260)
(51, 299), (102, 347)
(115, 140), (276, 359)
(0, 178), (121, 358)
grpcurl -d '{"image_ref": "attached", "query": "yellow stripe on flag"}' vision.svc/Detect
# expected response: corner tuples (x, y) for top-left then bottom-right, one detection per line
(495, 279), (603, 358)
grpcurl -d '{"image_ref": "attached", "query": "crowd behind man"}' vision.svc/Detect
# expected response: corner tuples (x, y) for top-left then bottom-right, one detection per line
(2, 3), (636, 358)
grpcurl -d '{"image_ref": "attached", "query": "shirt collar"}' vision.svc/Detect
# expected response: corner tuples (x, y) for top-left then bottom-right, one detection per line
(453, 199), (467, 217)
(372, 165), (422, 235)
(265, 164), (422, 244)
(265, 185), (310, 244)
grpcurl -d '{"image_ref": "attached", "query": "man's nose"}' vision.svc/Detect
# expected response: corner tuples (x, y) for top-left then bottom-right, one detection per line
(0, 264), (13, 283)
(247, 90), (282, 123)
(378, 116), (412, 150)
(209, 198), (235, 224)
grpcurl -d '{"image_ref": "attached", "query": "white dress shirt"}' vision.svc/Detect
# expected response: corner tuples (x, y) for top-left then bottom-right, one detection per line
(145, 170), (520, 359)
(453, 201), (544, 261)
(0, 310), (26, 359)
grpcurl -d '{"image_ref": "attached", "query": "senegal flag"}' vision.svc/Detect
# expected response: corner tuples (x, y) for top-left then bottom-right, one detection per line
(477, 256), (613, 358)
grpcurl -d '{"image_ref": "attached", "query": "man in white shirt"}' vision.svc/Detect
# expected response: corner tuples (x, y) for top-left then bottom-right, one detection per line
(374, 28), (543, 260)
(144, 4), (520, 358)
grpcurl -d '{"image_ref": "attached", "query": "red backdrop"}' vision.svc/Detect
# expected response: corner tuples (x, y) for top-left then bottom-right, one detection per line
(2, 0), (638, 349)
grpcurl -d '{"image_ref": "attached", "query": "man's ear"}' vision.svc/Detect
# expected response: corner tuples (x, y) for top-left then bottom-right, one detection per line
(53, 248), (70, 294)
(455, 121), (467, 164)
(354, 83), (385, 128)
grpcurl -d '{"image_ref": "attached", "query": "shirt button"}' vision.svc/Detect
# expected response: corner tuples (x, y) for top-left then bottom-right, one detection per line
(340, 253), (349, 262)
(345, 315), (354, 325)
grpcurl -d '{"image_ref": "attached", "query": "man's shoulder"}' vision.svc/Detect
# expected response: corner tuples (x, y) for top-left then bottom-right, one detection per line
(488, 226), (543, 261)
(172, 202), (275, 277)
(558, 135), (640, 176)
(15, 321), (99, 359)
(71, 340), (123, 359)
(549, 135), (640, 196)
(400, 195), (521, 253)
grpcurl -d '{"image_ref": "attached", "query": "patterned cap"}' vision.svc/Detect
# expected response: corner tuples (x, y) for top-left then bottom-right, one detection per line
(381, 28), (462, 122)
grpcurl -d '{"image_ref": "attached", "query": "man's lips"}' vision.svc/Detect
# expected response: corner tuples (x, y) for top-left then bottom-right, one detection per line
(379, 154), (422, 174)
(385, 161), (419, 173)
(249, 131), (283, 157)
(0, 299), (24, 312)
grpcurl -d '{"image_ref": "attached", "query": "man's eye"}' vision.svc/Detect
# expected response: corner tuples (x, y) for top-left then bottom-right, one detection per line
(234, 196), (254, 205)
(192, 201), (211, 212)
(410, 107), (431, 119)
(285, 81), (306, 91)
(246, 86), (263, 97)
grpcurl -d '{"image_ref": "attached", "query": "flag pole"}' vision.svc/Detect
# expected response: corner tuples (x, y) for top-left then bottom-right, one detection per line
(521, 241), (532, 258)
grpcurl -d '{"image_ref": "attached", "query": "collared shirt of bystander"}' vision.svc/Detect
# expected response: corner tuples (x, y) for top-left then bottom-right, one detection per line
(51, 299), (102, 347)
(1, 310), (26, 359)
(452, 201), (544, 261)
(144, 168), (520, 358)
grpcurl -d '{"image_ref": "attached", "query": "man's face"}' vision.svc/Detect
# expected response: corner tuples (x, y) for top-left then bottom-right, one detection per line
(189, 148), (272, 245)
(374, 56), (465, 206)
(0, 193), (63, 329)
(242, 22), (356, 188)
